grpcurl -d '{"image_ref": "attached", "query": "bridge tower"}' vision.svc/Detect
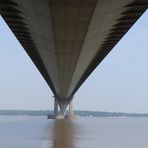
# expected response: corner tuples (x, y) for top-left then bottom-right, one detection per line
(49, 97), (74, 119)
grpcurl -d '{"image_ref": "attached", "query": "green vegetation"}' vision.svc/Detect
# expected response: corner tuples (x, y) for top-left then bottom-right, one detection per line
(0, 110), (148, 117)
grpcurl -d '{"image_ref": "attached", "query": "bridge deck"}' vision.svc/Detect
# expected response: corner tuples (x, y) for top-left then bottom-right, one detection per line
(0, 0), (147, 100)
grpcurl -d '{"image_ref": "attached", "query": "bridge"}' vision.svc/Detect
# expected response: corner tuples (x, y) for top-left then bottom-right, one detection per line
(0, 0), (147, 118)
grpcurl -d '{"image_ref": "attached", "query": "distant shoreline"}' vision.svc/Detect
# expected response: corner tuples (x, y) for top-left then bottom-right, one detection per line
(0, 110), (148, 117)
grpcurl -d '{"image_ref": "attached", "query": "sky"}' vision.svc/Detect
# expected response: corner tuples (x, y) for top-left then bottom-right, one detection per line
(0, 10), (148, 113)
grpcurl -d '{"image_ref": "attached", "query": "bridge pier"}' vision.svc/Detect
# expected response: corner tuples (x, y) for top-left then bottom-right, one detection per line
(48, 97), (77, 119)
(54, 98), (58, 117)
(69, 99), (73, 116)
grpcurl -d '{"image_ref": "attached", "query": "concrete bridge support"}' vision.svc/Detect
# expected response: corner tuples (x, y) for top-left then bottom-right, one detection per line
(54, 98), (58, 117)
(69, 99), (74, 116)
(48, 97), (76, 119)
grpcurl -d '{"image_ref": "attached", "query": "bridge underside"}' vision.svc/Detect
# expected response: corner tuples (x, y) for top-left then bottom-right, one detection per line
(0, 0), (147, 111)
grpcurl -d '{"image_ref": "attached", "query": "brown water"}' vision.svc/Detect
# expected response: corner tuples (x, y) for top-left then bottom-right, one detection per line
(44, 117), (148, 148)
(0, 116), (148, 148)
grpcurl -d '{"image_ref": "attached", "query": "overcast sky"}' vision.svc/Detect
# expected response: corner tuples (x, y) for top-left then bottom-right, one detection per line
(0, 10), (148, 113)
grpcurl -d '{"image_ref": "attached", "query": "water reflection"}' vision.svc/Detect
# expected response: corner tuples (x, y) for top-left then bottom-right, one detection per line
(51, 120), (77, 148)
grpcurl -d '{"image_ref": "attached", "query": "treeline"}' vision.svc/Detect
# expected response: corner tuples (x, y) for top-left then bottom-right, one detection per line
(0, 110), (51, 116)
(75, 111), (148, 117)
(0, 110), (148, 117)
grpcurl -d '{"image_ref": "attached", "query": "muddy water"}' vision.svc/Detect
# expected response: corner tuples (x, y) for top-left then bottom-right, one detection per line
(0, 116), (148, 148)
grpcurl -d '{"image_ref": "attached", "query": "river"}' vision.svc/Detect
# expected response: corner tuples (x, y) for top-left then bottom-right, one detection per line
(0, 116), (148, 148)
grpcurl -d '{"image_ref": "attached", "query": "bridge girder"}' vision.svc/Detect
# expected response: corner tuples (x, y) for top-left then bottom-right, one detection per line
(0, 0), (147, 100)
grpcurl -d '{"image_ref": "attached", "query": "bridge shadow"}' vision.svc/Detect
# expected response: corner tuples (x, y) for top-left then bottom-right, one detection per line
(47, 120), (79, 148)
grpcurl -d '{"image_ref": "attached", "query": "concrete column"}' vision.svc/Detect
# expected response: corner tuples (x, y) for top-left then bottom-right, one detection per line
(69, 99), (73, 116)
(58, 100), (68, 115)
(54, 98), (58, 116)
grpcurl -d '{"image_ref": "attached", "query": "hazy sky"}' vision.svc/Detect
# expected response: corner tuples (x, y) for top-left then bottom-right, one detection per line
(0, 10), (148, 113)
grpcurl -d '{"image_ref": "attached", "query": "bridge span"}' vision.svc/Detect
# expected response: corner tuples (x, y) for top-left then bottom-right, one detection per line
(0, 0), (147, 118)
